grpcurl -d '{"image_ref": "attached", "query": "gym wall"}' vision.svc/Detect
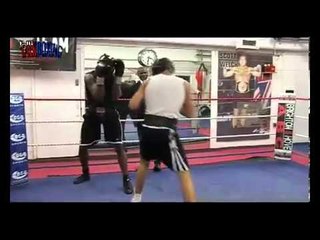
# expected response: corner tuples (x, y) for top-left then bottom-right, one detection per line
(10, 48), (83, 160)
(210, 50), (310, 149)
(273, 52), (310, 143)
(10, 38), (309, 159)
(82, 44), (211, 91)
(10, 42), (212, 160)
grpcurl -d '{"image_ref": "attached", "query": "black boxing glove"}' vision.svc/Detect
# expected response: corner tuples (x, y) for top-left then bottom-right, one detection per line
(114, 59), (125, 77)
(113, 59), (125, 85)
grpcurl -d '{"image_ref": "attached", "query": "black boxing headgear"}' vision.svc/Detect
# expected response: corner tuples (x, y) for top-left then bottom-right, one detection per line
(95, 54), (114, 77)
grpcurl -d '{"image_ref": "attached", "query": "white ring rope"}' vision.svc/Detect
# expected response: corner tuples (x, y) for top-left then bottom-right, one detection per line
(26, 120), (83, 124)
(24, 116), (308, 147)
(295, 115), (309, 120)
(25, 115), (278, 124)
(294, 134), (309, 139)
(28, 133), (276, 147)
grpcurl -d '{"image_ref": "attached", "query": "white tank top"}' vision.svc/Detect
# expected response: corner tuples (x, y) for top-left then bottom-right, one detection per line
(145, 74), (186, 119)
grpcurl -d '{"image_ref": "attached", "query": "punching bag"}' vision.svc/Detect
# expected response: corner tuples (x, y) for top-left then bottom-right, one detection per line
(195, 63), (207, 92)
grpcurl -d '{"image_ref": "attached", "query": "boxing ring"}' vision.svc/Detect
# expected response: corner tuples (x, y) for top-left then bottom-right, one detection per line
(10, 96), (310, 202)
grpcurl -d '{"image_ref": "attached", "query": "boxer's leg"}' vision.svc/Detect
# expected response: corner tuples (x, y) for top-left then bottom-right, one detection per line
(153, 159), (162, 172)
(114, 145), (133, 194)
(177, 171), (196, 202)
(132, 158), (150, 200)
(104, 109), (133, 194)
(240, 108), (247, 127)
(233, 108), (239, 128)
(74, 113), (100, 184)
(115, 101), (129, 141)
(132, 127), (196, 202)
(138, 123), (161, 172)
(114, 145), (129, 176)
(170, 132), (196, 202)
(131, 125), (153, 202)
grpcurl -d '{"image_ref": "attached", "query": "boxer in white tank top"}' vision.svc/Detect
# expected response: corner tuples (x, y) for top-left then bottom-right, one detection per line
(144, 73), (186, 119)
(129, 58), (196, 202)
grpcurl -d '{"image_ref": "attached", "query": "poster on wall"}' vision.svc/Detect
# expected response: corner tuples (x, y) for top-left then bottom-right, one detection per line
(217, 51), (273, 142)
(10, 93), (29, 186)
(10, 37), (76, 71)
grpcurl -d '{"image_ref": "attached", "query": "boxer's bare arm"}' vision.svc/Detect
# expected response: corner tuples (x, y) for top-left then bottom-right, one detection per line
(129, 79), (149, 110)
(223, 67), (235, 78)
(85, 73), (105, 103)
(180, 82), (195, 118)
(112, 77), (122, 101)
(250, 66), (262, 77)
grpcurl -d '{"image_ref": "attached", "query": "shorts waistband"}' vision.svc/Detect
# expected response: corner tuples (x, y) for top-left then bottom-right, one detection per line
(86, 106), (116, 113)
(144, 115), (177, 130)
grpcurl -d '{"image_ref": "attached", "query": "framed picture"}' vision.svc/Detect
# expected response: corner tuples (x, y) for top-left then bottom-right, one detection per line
(10, 37), (77, 71)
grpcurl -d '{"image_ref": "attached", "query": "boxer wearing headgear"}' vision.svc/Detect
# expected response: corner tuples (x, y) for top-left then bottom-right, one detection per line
(129, 58), (197, 202)
(74, 54), (133, 195)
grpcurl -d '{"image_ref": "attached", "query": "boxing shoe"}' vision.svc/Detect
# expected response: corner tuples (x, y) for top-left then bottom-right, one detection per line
(123, 176), (133, 194)
(131, 193), (142, 202)
(73, 173), (90, 184)
(153, 161), (162, 172)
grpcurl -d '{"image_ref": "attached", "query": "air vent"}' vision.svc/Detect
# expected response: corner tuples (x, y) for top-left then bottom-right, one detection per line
(243, 40), (256, 46)
(236, 39), (259, 50)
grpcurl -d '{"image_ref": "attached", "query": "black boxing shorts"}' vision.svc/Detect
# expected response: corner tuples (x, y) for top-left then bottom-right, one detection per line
(80, 107), (123, 146)
(233, 90), (253, 109)
(139, 115), (189, 172)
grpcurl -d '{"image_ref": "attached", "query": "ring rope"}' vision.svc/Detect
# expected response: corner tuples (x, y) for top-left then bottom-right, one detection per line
(25, 115), (278, 124)
(295, 115), (309, 120)
(27, 133), (276, 147)
(23, 97), (310, 102)
(294, 134), (309, 139)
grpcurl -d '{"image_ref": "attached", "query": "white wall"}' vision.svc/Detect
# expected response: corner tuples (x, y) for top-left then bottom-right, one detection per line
(82, 44), (213, 126)
(273, 52), (310, 143)
(82, 44), (212, 137)
(83, 45), (211, 93)
(10, 38), (309, 159)
(80, 38), (309, 52)
(10, 44), (212, 160)
(10, 70), (35, 159)
(210, 50), (310, 149)
(10, 48), (83, 159)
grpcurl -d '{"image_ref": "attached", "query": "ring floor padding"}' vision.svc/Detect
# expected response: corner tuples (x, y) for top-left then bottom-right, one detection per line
(10, 159), (309, 202)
